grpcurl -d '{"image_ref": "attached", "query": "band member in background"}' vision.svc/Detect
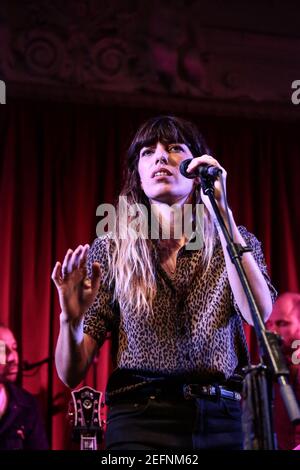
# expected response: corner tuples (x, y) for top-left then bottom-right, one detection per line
(53, 115), (276, 450)
(0, 324), (48, 450)
(267, 292), (300, 450)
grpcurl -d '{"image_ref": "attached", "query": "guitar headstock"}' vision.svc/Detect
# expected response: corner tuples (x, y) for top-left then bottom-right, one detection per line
(69, 386), (103, 450)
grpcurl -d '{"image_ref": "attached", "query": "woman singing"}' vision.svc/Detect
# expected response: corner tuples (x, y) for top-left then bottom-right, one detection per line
(52, 115), (276, 450)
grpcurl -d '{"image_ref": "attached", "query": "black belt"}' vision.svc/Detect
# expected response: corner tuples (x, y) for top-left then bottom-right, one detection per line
(107, 382), (242, 405)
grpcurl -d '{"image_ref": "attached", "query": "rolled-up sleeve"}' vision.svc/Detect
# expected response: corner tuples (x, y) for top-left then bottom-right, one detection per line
(231, 226), (277, 318)
(83, 236), (116, 348)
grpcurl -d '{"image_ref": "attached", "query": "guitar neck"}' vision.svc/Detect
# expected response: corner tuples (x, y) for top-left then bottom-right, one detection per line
(70, 386), (103, 450)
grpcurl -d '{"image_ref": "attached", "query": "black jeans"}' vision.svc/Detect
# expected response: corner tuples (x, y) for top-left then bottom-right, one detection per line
(105, 395), (243, 450)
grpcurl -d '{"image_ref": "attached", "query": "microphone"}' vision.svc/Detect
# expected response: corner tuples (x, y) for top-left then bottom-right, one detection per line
(179, 159), (222, 179)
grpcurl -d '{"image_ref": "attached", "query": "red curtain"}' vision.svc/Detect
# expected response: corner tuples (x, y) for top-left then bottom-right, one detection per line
(0, 101), (299, 449)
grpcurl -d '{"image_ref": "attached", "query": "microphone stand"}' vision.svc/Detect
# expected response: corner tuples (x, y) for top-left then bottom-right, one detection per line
(200, 173), (300, 450)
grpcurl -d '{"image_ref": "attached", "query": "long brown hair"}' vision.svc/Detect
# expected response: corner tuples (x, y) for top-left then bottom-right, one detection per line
(107, 116), (216, 315)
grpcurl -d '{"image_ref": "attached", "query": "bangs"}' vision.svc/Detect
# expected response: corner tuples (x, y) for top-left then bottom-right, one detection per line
(134, 117), (192, 152)
(127, 115), (209, 170)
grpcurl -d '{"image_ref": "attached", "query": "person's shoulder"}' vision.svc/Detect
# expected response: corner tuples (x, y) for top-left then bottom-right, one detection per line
(7, 383), (38, 408)
(91, 233), (114, 248)
(87, 233), (115, 273)
(237, 225), (256, 238)
(89, 233), (114, 256)
(237, 226), (271, 271)
(237, 225), (261, 246)
(214, 225), (260, 250)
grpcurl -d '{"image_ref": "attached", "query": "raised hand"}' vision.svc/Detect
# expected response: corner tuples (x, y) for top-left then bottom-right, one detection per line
(51, 244), (101, 322)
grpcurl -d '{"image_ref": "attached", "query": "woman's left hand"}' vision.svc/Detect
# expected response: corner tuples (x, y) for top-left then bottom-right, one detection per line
(186, 154), (228, 217)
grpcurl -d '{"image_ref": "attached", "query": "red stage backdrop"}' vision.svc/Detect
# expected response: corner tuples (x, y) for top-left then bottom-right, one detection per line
(0, 101), (299, 449)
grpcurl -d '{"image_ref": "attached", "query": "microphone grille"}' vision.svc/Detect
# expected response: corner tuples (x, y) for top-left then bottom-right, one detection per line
(179, 159), (196, 179)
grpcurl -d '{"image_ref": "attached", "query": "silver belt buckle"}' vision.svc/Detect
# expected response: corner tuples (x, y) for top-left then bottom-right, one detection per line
(183, 384), (194, 399)
(220, 387), (241, 401)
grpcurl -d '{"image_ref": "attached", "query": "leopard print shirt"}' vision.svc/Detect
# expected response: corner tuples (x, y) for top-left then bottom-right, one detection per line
(83, 226), (277, 383)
